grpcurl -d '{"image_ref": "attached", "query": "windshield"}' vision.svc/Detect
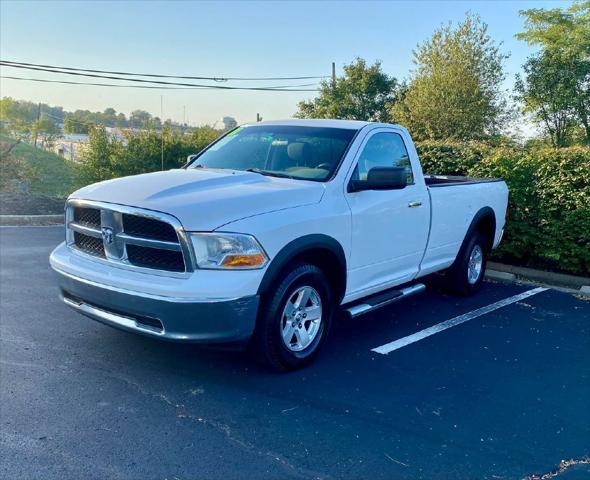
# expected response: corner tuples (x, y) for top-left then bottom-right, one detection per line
(189, 125), (357, 181)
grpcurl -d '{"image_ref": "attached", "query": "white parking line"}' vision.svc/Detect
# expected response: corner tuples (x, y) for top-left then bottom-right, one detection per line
(371, 287), (549, 355)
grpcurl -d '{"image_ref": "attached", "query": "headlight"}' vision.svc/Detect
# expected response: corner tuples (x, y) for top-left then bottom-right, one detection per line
(189, 232), (268, 269)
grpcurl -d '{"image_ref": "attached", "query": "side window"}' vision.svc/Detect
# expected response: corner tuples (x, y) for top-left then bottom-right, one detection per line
(353, 132), (414, 184)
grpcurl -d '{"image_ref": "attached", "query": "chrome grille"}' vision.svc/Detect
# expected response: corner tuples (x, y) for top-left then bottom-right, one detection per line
(73, 231), (105, 258)
(66, 201), (193, 275)
(122, 214), (177, 242)
(73, 206), (100, 229)
(126, 244), (185, 272)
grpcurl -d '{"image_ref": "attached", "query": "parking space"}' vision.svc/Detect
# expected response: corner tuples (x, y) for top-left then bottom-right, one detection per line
(1, 226), (589, 480)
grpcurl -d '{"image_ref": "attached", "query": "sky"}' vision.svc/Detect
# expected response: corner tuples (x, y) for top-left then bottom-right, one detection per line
(0, 0), (565, 127)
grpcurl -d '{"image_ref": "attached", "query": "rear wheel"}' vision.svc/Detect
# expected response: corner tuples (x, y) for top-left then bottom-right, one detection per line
(251, 263), (333, 371)
(445, 231), (488, 296)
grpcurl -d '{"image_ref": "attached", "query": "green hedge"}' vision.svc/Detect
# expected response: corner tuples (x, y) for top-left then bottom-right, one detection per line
(416, 142), (590, 276)
(417, 140), (492, 176)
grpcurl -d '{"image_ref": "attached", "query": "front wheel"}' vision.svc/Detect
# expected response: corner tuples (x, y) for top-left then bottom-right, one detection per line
(251, 263), (333, 371)
(445, 232), (488, 296)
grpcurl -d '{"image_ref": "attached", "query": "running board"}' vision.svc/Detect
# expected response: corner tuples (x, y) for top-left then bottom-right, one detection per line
(344, 283), (426, 318)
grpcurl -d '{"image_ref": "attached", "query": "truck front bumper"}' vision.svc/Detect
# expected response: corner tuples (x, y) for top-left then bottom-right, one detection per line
(53, 267), (259, 344)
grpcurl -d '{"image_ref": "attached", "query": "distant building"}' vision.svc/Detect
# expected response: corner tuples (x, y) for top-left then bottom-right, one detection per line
(53, 128), (130, 161)
(62, 133), (89, 143)
(54, 134), (89, 161)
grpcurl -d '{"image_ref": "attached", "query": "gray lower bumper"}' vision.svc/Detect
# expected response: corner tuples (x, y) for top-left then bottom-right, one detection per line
(54, 268), (259, 344)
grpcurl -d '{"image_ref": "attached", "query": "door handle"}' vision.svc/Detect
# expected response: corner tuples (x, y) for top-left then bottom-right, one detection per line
(408, 201), (422, 208)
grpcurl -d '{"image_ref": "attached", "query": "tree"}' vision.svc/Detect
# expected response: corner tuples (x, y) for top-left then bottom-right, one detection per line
(64, 110), (102, 134)
(516, 1), (590, 145)
(77, 125), (121, 183)
(515, 53), (583, 147)
(0, 97), (34, 139)
(32, 118), (60, 148)
(187, 125), (219, 151)
(392, 14), (508, 141)
(64, 115), (89, 134)
(102, 107), (117, 127)
(129, 110), (153, 129)
(516, 1), (590, 58)
(295, 58), (397, 122)
(222, 116), (237, 130)
(115, 113), (127, 127)
(78, 125), (223, 183)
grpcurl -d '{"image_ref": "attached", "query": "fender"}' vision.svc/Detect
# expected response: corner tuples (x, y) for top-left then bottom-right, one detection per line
(257, 234), (346, 297)
(454, 206), (497, 263)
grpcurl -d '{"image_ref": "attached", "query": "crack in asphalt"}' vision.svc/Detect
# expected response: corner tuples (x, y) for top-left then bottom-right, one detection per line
(524, 456), (590, 479)
(107, 371), (331, 480)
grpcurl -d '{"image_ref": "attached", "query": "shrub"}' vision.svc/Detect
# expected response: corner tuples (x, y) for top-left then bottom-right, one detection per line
(528, 147), (590, 274)
(416, 140), (491, 175)
(423, 141), (590, 275)
(468, 147), (542, 265)
(78, 125), (221, 185)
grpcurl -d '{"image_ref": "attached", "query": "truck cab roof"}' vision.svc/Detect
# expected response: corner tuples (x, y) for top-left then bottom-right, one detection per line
(245, 118), (387, 130)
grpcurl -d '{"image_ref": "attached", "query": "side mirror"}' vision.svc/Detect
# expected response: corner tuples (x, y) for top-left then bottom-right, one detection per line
(186, 154), (198, 164)
(349, 167), (408, 192)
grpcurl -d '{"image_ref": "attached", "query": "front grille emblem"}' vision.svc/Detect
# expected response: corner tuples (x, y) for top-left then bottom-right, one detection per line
(101, 226), (115, 245)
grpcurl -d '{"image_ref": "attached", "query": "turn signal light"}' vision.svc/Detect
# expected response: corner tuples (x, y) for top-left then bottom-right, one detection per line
(220, 253), (267, 268)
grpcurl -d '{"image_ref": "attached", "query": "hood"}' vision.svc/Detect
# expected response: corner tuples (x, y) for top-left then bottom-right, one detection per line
(70, 169), (325, 231)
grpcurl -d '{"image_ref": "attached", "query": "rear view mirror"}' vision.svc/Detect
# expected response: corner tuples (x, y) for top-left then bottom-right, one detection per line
(349, 167), (408, 192)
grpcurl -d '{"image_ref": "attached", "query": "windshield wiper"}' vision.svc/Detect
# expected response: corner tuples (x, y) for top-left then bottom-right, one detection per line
(246, 168), (295, 179)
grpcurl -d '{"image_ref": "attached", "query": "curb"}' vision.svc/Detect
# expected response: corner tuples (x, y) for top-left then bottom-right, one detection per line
(0, 214), (64, 226)
(486, 262), (590, 298)
(485, 270), (516, 282)
(488, 261), (589, 289)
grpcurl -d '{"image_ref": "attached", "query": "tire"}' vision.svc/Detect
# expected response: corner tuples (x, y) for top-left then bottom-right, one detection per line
(445, 231), (488, 296)
(251, 262), (334, 371)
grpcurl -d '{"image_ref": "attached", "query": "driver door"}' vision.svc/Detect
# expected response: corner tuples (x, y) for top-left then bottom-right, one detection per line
(345, 129), (430, 297)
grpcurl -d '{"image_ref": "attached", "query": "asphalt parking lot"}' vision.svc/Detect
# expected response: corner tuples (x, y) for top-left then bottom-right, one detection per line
(1, 226), (589, 480)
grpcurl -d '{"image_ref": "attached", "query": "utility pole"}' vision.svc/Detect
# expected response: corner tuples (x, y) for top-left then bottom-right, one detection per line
(33, 102), (41, 147)
(160, 95), (164, 171)
(331, 62), (336, 87)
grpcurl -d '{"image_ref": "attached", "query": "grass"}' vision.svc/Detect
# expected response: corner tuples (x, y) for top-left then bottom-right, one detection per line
(1, 135), (78, 197)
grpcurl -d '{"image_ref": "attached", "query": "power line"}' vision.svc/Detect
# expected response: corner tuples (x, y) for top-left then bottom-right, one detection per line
(0, 72), (318, 92)
(1, 75), (214, 90)
(0, 63), (318, 91)
(0, 60), (328, 82)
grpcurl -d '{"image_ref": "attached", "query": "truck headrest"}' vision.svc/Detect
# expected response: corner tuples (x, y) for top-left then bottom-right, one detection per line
(287, 142), (311, 165)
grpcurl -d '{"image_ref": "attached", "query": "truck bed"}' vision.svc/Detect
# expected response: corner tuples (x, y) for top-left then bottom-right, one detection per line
(424, 174), (503, 188)
(419, 174), (508, 277)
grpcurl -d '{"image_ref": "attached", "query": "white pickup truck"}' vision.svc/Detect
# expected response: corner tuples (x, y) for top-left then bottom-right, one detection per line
(50, 119), (508, 370)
